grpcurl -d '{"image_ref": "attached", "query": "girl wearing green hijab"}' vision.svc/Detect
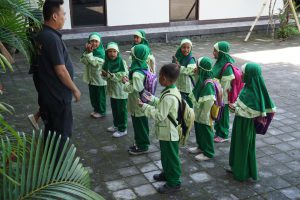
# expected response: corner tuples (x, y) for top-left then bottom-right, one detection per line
(212, 41), (235, 143)
(174, 38), (197, 107)
(188, 57), (216, 161)
(122, 44), (151, 155)
(102, 42), (128, 138)
(229, 62), (276, 181)
(80, 32), (107, 118)
(132, 30), (156, 73)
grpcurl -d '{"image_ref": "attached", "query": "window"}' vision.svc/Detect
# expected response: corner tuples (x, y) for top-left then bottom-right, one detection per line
(170, 0), (198, 21)
(71, 0), (106, 26)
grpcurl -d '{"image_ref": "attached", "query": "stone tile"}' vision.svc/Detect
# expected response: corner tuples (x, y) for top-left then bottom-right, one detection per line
(288, 139), (300, 148)
(153, 160), (162, 170)
(281, 134), (296, 142)
(190, 171), (212, 183)
(259, 146), (281, 155)
(118, 166), (140, 177)
(280, 187), (300, 200)
(249, 182), (274, 194)
(112, 189), (137, 200)
(147, 151), (160, 161)
(289, 132), (300, 139)
(262, 137), (282, 145)
(263, 177), (291, 189)
(124, 175), (149, 187)
(101, 144), (118, 152)
(285, 161), (300, 171)
(133, 184), (156, 197)
(287, 149), (300, 159)
(274, 143), (295, 151)
(262, 190), (290, 200)
(105, 179), (128, 191)
(270, 153), (295, 163)
(267, 129), (284, 136)
(258, 156), (278, 166)
(138, 162), (158, 173)
(129, 155), (151, 164)
(270, 164), (293, 176)
(281, 172), (300, 185)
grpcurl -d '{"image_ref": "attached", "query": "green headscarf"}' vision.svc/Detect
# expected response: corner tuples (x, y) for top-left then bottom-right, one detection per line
(212, 41), (235, 78)
(192, 57), (215, 100)
(102, 42), (125, 73)
(129, 44), (150, 79)
(238, 62), (276, 115)
(175, 38), (196, 66)
(132, 30), (151, 53)
(88, 32), (105, 59)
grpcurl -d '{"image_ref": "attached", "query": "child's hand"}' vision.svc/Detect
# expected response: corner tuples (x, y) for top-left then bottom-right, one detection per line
(193, 67), (199, 74)
(137, 98), (144, 107)
(102, 70), (108, 77)
(142, 91), (152, 102)
(85, 43), (94, 53)
(228, 104), (235, 112)
(122, 76), (129, 84)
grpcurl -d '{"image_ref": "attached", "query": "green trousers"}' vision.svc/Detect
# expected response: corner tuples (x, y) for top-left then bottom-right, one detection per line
(214, 104), (229, 139)
(180, 92), (193, 108)
(229, 116), (258, 181)
(132, 115), (149, 150)
(111, 98), (127, 132)
(160, 140), (181, 187)
(195, 122), (214, 158)
(89, 84), (106, 115)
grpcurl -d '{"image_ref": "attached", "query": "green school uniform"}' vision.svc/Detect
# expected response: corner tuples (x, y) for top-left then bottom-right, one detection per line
(212, 41), (235, 139)
(131, 30), (156, 73)
(142, 85), (181, 187)
(174, 39), (196, 107)
(189, 57), (215, 158)
(80, 32), (107, 114)
(229, 62), (276, 181)
(103, 42), (128, 131)
(124, 44), (150, 150)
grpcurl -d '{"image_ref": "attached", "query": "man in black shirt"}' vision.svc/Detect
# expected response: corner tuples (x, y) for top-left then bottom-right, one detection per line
(37, 0), (81, 154)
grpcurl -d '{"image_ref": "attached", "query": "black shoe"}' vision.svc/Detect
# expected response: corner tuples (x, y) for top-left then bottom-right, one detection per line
(128, 146), (148, 155)
(157, 184), (181, 194)
(153, 173), (166, 181)
(128, 145), (137, 151)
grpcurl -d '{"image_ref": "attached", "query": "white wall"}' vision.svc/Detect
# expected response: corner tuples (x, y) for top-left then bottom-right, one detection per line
(106, 0), (169, 26)
(199, 0), (283, 20)
(63, 0), (72, 29)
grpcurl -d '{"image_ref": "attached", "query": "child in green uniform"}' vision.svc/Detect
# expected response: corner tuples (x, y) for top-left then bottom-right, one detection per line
(80, 32), (107, 118)
(138, 63), (181, 194)
(188, 57), (216, 161)
(132, 30), (156, 73)
(228, 62), (276, 181)
(212, 41), (235, 142)
(122, 44), (150, 155)
(173, 38), (197, 107)
(102, 42), (128, 138)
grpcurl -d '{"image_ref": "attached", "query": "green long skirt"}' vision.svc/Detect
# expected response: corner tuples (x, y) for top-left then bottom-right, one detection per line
(214, 104), (229, 139)
(160, 140), (181, 187)
(195, 122), (214, 158)
(229, 116), (258, 181)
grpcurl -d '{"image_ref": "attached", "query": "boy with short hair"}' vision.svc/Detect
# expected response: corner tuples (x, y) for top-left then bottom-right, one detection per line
(138, 63), (182, 194)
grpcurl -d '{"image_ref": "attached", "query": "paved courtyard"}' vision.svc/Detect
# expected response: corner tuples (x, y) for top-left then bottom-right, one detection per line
(1, 33), (300, 200)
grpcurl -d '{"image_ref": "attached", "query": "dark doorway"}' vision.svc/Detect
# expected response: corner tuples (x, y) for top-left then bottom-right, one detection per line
(170, 0), (198, 21)
(72, 0), (106, 26)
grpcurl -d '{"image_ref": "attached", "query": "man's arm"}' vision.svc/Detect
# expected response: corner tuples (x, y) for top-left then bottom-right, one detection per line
(54, 65), (81, 102)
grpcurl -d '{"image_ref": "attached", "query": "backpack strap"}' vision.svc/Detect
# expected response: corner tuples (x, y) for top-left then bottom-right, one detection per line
(160, 92), (182, 127)
(220, 62), (233, 79)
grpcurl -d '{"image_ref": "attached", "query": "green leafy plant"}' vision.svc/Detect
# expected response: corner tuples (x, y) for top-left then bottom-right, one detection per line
(276, 0), (300, 39)
(1, 131), (104, 200)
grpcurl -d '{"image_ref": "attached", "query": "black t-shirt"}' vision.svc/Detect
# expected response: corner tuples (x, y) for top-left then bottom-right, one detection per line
(37, 25), (74, 105)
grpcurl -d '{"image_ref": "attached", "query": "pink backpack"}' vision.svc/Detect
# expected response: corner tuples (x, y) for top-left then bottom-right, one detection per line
(220, 63), (244, 104)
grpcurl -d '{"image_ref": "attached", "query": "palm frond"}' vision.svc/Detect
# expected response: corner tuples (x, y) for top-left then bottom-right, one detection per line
(1, 132), (104, 200)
